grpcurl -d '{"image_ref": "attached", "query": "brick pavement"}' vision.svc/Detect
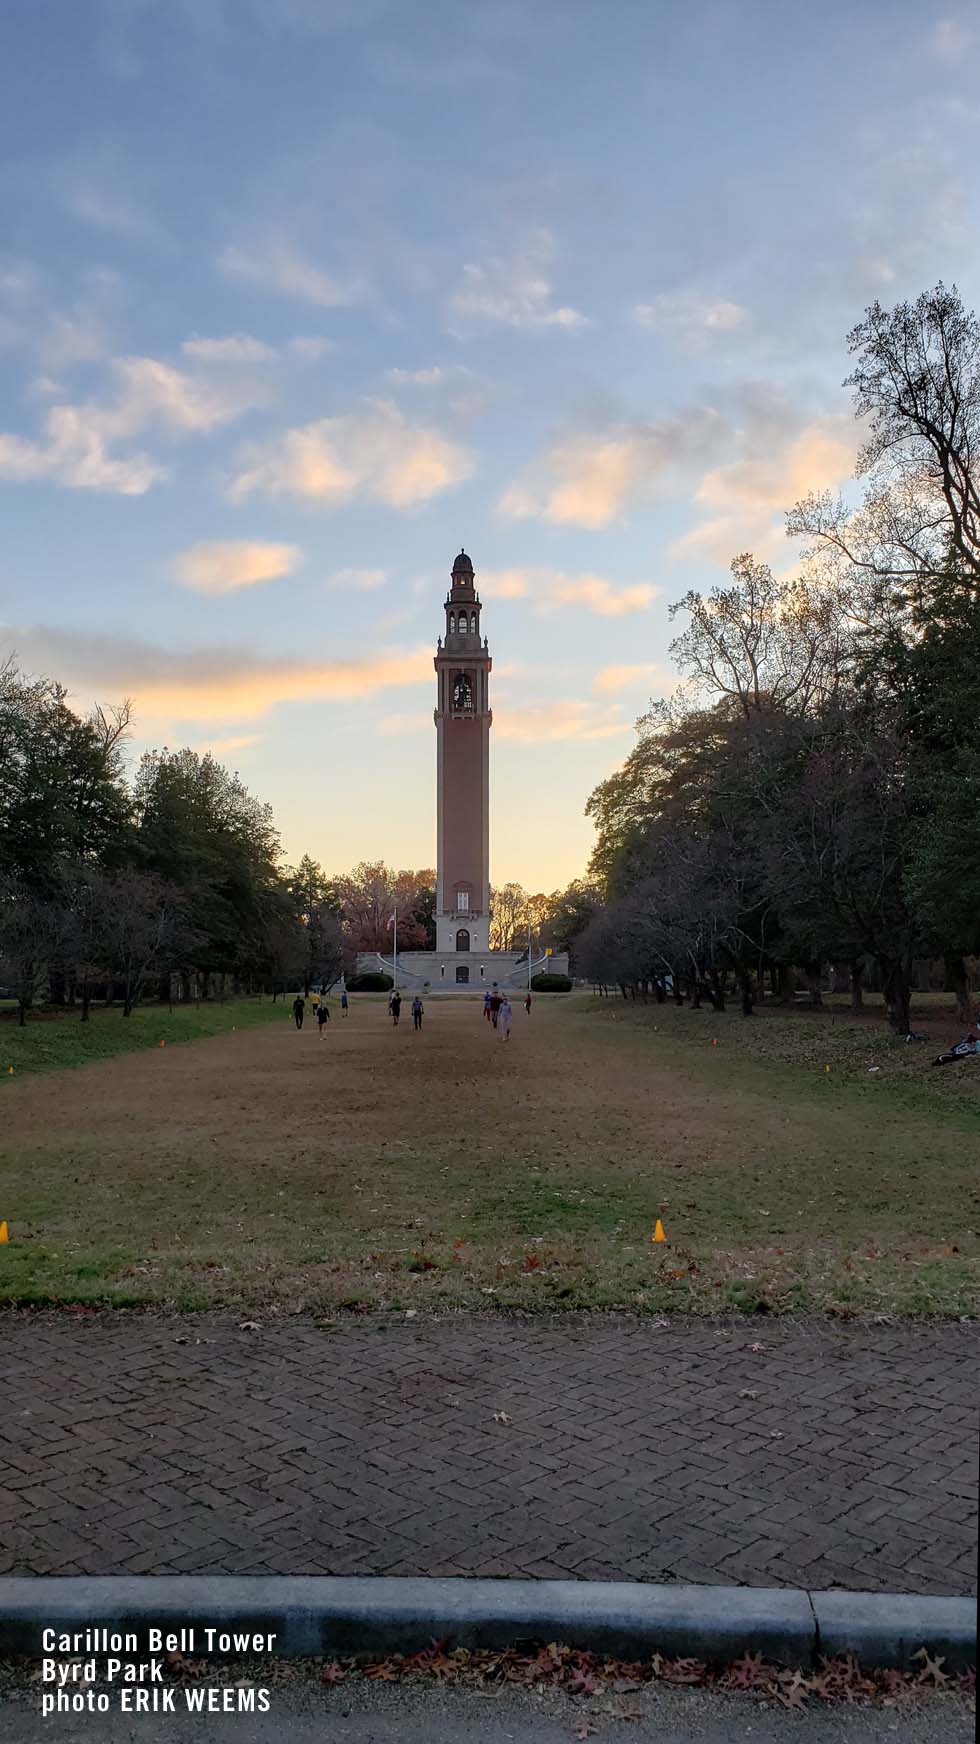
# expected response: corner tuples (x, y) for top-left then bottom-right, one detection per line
(0, 1315), (975, 1594)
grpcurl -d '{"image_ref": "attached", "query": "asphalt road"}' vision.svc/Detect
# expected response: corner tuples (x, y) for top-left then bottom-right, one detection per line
(2, 1678), (973, 1742)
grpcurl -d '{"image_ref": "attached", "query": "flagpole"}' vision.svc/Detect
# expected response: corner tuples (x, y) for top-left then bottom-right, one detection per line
(528, 914), (532, 995)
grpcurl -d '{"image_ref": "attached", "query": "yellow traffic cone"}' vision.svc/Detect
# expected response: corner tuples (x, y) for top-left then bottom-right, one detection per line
(652, 1220), (666, 1243)
(0, 1221), (8, 1243)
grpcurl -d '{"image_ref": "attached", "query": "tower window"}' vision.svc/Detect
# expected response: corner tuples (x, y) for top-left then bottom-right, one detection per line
(456, 890), (469, 912)
(449, 613), (456, 635)
(452, 672), (473, 711)
(459, 613), (468, 634)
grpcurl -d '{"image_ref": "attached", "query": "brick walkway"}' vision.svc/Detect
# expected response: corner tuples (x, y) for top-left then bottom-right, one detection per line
(1, 1315), (975, 1594)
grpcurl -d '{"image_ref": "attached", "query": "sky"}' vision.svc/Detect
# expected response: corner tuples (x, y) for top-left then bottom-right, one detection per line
(1, 0), (978, 891)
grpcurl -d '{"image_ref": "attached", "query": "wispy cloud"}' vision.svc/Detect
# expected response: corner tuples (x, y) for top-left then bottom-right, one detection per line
(931, 16), (976, 61)
(4, 624), (434, 726)
(448, 231), (587, 332)
(592, 662), (674, 696)
(288, 335), (336, 359)
(494, 700), (630, 743)
(327, 566), (387, 590)
(173, 541), (302, 596)
(634, 294), (748, 352)
(189, 732), (262, 756)
(218, 238), (358, 307)
(671, 404), (859, 568)
(229, 400), (474, 508)
(0, 353), (264, 495)
(481, 567), (658, 617)
(499, 411), (724, 529)
(182, 333), (276, 363)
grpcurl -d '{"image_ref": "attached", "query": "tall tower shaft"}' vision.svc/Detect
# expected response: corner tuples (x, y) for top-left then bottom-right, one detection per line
(434, 549), (491, 955)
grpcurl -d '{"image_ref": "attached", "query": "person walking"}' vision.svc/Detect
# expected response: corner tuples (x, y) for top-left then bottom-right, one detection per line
(411, 994), (424, 1031)
(390, 989), (402, 1026)
(311, 991), (320, 1014)
(317, 999), (330, 1038)
(500, 997), (513, 1041)
(340, 988), (349, 1017)
(292, 994), (305, 1030)
(524, 992), (532, 1015)
(483, 990), (492, 1023)
(489, 990), (502, 1029)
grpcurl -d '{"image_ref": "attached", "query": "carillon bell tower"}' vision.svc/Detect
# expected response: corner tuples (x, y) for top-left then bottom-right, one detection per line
(434, 549), (491, 956)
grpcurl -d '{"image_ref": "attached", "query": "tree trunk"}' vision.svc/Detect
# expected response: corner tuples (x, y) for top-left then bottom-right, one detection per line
(804, 962), (823, 1008)
(882, 963), (912, 1035)
(850, 960), (864, 1012)
(18, 999), (27, 1027)
(180, 969), (191, 1004)
(81, 978), (91, 1023)
(773, 962), (794, 1005)
(944, 952), (970, 1025)
(740, 974), (755, 1017)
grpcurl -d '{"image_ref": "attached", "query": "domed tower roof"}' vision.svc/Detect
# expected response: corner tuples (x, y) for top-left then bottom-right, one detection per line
(451, 548), (474, 579)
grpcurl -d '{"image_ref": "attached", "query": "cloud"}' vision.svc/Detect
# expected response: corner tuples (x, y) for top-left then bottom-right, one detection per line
(448, 232), (588, 331)
(499, 411), (723, 529)
(634, 294), (748, 352)
(494, 700), (630, 743)
(173, 541), (302, 596)
(189, 732), (262, 756)
(0, 353), (263, 495)
(592, 663), (675, 696)
(54, 163), (159, 241)
(288, 335), (336, 359)
(219, 239), (357, 307)
(4, 623), (434, 726)
(387, 365), (449, 385)
(327, 566), (387, 590)
(229, 400), (474, 508)
(671, 408), (860, 568)
(931, 17), (976, 61)
(182, 334), (276, 363)
(481, 567), (657, 617)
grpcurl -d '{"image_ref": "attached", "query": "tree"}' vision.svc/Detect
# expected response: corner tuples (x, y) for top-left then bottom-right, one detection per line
(0, 876), (68, 1026)
(334, 862), (435, 953)
(95, 871), (193, 1017)
(489, 882), (528, 951)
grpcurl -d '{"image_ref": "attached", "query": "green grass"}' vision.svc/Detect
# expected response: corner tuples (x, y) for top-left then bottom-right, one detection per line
(0, 992), (977, 1318)
(0, 996), (284, 1078)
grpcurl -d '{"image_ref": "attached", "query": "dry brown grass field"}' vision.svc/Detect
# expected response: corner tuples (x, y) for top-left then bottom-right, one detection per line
(0, 991), (977, 1317)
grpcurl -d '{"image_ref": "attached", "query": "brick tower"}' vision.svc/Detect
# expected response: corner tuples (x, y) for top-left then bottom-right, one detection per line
(434, 549), (491, 959)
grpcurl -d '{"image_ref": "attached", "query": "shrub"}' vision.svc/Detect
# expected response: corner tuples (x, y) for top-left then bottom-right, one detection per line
(345, 971), (394, 992)
(531, 972), (573, 993)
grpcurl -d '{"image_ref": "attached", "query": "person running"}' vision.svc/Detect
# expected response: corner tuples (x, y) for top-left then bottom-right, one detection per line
(524, 991), (532, 1015)
(311, 992), (320, 1013)
(292, 994), (305, 1030)
(411, 994), (424, 1031)
(340, 988), (349, 1017)
(390, 990), (402, 1026)
(500, 997), (513, 1040)
(317, 999), (330, 1037)
(483, 990), (492, 1023)
(489, 990), (502, 1029)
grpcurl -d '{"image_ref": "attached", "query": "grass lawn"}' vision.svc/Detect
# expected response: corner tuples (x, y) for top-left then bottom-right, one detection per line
(0, 991), (977, 1318)
(0, 995), (284, 1078)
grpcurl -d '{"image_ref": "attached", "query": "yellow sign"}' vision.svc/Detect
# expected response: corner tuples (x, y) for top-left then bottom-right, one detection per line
(652, 1220), (666, 1243)
(545, 948), (553, 956)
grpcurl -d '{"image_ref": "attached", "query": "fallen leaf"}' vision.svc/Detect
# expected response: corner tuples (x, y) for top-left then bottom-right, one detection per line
(912, 1647), (948, 1687)
(749, 1342), (765, 1353)
(320, 1662), (345, 1684)
(738, 1389), (759, 1400)
(238, 1320), (261, 1331)
(493, 1410), (512, 1426)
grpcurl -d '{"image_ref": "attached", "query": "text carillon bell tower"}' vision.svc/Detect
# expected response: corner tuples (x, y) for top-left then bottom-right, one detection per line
(434, 550), (491, 958)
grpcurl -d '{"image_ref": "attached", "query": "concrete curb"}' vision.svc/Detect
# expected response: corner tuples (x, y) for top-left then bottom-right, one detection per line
(0, 1578), (975, 1672)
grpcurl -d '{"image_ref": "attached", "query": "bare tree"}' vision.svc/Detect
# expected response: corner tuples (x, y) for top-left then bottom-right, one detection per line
(0, 876), (68, 1026)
